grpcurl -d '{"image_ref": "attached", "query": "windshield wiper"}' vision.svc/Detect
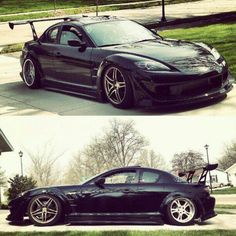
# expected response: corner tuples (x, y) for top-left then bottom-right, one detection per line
(133, 38), (159, 44)
(99, 43), (122, 47)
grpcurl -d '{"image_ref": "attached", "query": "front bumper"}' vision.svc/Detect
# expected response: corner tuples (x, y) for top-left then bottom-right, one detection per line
(132, 68), (234, 106)
(6, 197), (28, 222)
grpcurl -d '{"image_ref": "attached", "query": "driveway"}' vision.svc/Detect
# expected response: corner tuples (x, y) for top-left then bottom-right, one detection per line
(0, 53), (235, 116)
(0, 210), (236, 232)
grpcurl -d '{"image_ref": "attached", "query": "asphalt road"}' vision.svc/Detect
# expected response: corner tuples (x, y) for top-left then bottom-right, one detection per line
(0, 210), (236, 232)
(0, 53), (235, 116)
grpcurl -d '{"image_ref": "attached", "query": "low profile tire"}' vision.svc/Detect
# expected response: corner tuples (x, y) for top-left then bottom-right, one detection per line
(166, 197), (196, 226)
(103, 65), (134, 109)
(22, 57), (41, 89)
(27, 194), (62, 226)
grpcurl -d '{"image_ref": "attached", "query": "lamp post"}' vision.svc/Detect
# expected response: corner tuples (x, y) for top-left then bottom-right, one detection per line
(204, 144), (212, 193)
(161, 0), (167, 22)
(19, 151), (24, 176)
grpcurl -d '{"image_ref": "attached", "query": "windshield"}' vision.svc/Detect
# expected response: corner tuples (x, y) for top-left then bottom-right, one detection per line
(84, 20), (158, 47)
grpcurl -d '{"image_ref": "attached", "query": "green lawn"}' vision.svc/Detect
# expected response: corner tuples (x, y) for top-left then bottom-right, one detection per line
(213, 187), (236, 194)
(216, 204), (236, 209)
(0, 231), (236, 236)
(161, 21), (236, 79)
(0, 0), (198, 16)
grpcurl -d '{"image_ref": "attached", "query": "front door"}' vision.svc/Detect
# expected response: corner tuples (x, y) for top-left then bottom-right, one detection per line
(78, 170), (139, 214)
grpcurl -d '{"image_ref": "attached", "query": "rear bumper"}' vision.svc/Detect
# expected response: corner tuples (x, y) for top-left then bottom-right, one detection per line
(200, 196), (217, 221)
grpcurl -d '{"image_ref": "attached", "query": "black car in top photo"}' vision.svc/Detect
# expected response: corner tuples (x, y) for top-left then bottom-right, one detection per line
(7, 165), (217, 226)
(9, 15), (233, 109)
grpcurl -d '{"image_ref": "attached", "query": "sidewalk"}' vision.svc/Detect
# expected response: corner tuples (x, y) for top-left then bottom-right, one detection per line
(0, 0), (236, 46)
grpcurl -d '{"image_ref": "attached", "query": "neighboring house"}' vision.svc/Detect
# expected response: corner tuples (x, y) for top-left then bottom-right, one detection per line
(226, 163), (236, 187)
(0, 128), (14, 206)
(206, 168), (230, 188)
(0, 187), (7, 204)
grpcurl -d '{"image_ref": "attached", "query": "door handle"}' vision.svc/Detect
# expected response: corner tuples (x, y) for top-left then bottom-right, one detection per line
(123, 188), (133, 193)
(55, 52), (61, 57)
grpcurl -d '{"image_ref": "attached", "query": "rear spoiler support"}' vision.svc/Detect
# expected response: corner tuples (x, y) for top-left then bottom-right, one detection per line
(178, 163), (218, 185)
(9, 17), (71, 40)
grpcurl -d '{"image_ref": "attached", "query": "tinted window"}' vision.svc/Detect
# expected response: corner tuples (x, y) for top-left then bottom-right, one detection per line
(105, 171), (137, 184)
(140, 171), (160, 183)
(42, 27), (59, 44)
(60, 26), (82, 45)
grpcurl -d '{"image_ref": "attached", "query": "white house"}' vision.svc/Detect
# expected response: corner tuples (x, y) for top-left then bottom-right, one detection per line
(0, 129), (14, 206)
(206, 168), (229, 188)
(226, 163), (236, 187)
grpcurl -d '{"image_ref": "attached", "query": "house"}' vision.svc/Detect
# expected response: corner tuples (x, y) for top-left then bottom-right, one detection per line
(0, 129), (14, 206)
(226, 163), (236, 187)
(206, 168), (229, 188)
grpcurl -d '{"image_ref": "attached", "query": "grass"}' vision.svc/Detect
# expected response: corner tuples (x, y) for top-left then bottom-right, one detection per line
(216, 204), (236, 209)
(0, 231), (236, 236)
(213, 187), (236, 194)
(160, 21), (236, 79)
(0, 0), (198, 15)
(0, 0), (200, 22)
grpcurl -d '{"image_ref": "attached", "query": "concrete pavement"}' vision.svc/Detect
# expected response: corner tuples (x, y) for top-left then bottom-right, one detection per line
(213, 194), (236, 205)
(0, 53), (235, 116)
(0, 0), (236, 45)
(0, 210), (236, 231)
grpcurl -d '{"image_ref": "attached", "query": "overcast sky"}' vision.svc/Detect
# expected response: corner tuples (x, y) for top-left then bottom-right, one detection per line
(0, 116), (236, 178)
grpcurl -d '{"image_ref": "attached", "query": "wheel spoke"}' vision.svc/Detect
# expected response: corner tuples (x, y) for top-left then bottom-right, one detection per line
(118, 81), (126, 88)
(105, 75), (114, 84)
(47, 208), (57, 215)
(108, 87), (116, 97)
(45, 198), (53, 208)
(115, 90), (121, 103)
(35, 199), (43, 207)
(31, 208), (42, 216)
(112, 68), (118, 81)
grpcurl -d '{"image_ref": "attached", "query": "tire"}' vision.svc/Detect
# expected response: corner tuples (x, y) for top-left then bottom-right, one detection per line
(27, 194), (62, 226)
(166, 197), (196, 226)
(22, 57), (41, 89)
(103, 65), (134, 109)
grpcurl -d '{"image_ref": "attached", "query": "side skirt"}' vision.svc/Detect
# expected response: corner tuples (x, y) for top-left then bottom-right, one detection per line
(67, 212), (164, 225)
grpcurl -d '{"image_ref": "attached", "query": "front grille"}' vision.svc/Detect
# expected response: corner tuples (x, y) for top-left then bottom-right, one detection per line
(154, 73), (225, 100)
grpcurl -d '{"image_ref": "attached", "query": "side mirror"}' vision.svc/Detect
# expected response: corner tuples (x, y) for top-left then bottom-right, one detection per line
(95, 178), (105, 188)
(68, 40), (87, 52)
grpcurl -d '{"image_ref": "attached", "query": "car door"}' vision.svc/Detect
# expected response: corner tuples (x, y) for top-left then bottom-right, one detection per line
(136, 170), (168, 212)
(36, 25), (61, 80)
(78, 170), (139, 214)
(52, 24), (94, 87)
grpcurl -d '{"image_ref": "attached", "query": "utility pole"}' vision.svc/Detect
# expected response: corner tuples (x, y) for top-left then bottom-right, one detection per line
(19, 151), (24, 176)
(161, 0), (167, 22)
(204, 144), (213, 193)
(96, 0), (99, 16)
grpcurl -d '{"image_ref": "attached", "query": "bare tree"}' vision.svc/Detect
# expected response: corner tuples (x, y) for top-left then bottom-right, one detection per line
(171, 150), (206, 172)
(63, 152), (87, 184)
(64, 119), (148, 183)
(219, 141), (236, 170)
(137, 149), (167, 170)
(26, 141), (64, 187)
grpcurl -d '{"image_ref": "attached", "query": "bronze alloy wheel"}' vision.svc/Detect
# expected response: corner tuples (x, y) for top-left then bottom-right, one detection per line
(28, 194), (62, 226)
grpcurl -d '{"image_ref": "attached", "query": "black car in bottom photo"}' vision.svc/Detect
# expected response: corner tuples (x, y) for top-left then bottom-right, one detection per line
(7, 165), (216, 226)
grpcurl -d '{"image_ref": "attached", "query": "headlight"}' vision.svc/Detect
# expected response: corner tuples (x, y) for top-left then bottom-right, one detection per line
(211, 48), (221, 60)
(135, 60), (171, 71)
(17, 191), (27, 197)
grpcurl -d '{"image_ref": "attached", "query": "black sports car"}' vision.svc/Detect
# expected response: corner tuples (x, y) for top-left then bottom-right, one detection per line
(7, 165), (217, 226)
(9, 16), (233, 109)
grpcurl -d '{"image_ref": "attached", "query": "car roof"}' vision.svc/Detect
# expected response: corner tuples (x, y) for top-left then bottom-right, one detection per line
(64, 15), (126, 26)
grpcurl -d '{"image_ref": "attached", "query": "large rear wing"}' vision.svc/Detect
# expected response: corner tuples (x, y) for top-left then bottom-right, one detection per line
(178, 163), (218, 185)
(9, 17), (71, 40)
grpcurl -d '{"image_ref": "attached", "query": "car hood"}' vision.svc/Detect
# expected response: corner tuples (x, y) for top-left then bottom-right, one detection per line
(109, 39), (223, 74)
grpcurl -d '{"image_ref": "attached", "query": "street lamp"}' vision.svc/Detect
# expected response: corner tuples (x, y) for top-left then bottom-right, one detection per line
(204, 144), (212, 193)
(19, 151), (24, 176)
(161, 0), (167, 22)
(96, 0), (99, 16)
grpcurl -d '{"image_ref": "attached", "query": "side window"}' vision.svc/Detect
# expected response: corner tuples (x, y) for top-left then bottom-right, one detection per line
(140, 171), (160, 183)
(104, 171), (137, 184)
(60, 26), (82, 45)
(41, 27), (59, 44)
